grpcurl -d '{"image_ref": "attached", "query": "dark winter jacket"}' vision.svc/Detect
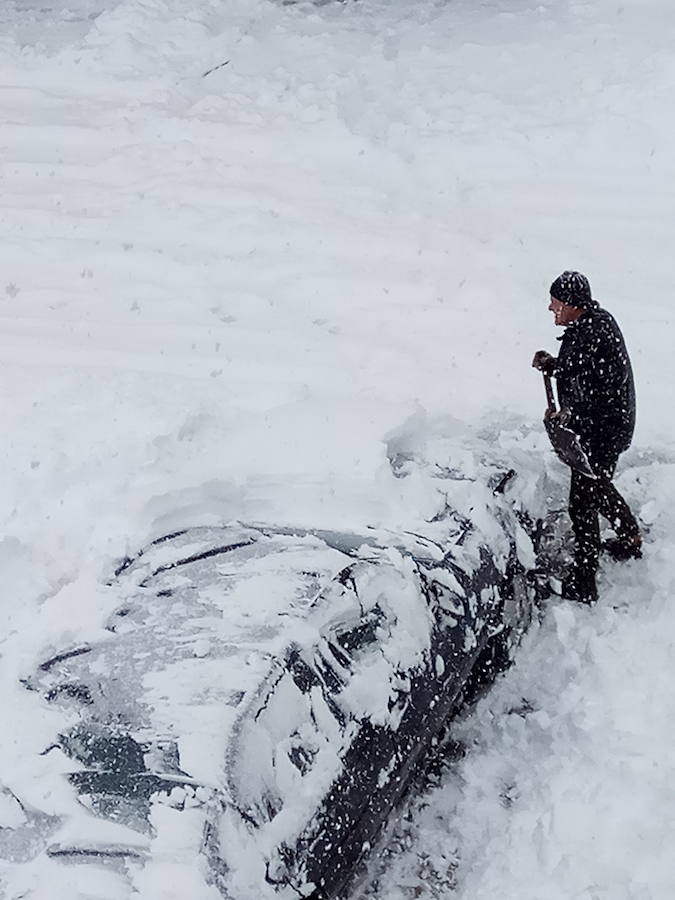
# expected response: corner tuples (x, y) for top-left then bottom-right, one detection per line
(554, 302), (635, 459)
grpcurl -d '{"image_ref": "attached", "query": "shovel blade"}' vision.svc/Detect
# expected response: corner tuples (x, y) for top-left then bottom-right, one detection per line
(544, 418), (596, 479)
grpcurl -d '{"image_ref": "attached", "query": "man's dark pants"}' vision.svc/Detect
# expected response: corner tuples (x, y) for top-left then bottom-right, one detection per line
(569, 447), (639, 577)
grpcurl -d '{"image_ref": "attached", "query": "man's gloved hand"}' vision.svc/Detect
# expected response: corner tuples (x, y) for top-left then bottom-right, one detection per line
(532, 350), (557, 375)
(544, 406), (572, 427)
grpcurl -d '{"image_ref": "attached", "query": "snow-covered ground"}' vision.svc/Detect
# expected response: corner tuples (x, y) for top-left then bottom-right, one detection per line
(357, 456), (675, 900)
(1, 0), (675, 897)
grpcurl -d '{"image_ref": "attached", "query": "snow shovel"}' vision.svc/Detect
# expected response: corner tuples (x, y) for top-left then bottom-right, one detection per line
(542, 374), (596, 479)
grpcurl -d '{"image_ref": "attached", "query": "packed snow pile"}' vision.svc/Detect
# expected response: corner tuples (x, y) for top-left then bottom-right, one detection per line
(1, 0), (675, 897)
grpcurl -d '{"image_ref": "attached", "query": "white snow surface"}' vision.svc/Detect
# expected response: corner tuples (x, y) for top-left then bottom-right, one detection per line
(1, 0), (675, 897)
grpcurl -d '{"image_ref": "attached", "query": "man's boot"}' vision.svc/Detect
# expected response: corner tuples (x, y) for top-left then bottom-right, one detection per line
(561, 566), (598, 605)
(602, 535), (642, 561)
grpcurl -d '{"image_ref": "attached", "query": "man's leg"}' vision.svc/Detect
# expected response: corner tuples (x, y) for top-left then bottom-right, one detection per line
(597, 481), (640, 538)
(589, 449), (641, 558)
(564, 469), (600, 603)
(597, 480), (641, 558)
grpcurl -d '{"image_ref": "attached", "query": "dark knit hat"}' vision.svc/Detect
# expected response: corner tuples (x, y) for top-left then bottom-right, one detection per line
(549, 271), (593, 308)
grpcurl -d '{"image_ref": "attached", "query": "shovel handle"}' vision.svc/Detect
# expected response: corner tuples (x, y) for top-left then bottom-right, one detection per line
(543, 374), (557, 413)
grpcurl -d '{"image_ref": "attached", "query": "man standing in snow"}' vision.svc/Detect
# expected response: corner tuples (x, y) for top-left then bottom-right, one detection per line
(532, 271), (641, 605)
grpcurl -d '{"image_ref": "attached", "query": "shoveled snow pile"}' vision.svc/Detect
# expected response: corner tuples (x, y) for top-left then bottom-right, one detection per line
(1, 0), (675, 897)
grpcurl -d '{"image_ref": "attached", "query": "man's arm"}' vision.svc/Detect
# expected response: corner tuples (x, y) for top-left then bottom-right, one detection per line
(562, 325), (620, 421)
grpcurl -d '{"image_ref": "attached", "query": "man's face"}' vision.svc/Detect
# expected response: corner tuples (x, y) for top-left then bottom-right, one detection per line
(548, 295), (578, 326)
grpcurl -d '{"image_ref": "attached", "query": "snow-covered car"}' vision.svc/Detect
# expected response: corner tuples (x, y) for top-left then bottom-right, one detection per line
(5, 438), (562, 899)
